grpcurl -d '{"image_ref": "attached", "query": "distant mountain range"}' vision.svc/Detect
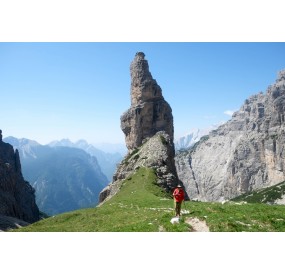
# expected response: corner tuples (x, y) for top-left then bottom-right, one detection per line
(48, 139), (124, 181)
(92, 142), (127, 156)
(4, 137), (110, 215)
(174, 126), (219, 151)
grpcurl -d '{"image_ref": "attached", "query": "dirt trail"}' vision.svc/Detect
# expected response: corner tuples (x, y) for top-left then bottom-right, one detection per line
(185, 217), (210, 232)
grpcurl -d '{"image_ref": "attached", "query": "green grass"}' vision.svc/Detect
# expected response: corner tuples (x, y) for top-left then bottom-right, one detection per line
(12, 168), (285, 232)
(13, 167), (188, 232)
(187, 202), (285, 232)
(232, 181), (285, 204)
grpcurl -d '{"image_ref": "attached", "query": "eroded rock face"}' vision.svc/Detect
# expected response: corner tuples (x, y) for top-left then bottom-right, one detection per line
(121, 52), (174, 151)
(176, 69), (285, 201)
(0, 130), (40, 225)
(99, 53), (181, 203)
(99, 131), (179, 203)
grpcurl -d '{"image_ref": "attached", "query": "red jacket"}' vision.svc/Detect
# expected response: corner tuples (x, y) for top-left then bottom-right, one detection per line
(173, 187), (185, 202)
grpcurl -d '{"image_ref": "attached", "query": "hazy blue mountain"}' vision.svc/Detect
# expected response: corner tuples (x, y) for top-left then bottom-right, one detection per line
(3, 136), (41, 159)
(49, 139), (124, 181)
(92, 142), (127, 155)
(4, 137), (109, 215)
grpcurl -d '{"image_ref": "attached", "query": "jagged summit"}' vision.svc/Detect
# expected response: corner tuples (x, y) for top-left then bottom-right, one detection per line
(277, 69), (285, 82)
(121, 52), (174, 151)
(130, 52), (163, 105)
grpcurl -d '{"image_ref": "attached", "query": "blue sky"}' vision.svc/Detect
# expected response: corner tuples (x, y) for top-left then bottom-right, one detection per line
(1, 42), (285, 145)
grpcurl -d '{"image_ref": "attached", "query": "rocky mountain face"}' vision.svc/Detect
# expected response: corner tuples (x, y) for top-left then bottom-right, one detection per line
(0, 130), (40, 228)
(121, 52), (174, 151)
(99, 132), (178, 203)
(175, 69), (285, 202)
(5, 137), (109, 215)
(0, 214), (30, 232)
(100, 52), (180, 203)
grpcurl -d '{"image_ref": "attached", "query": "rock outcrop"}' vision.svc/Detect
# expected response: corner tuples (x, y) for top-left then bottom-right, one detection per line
(121, 52), (174, 151)
(99, 132), (178, 203)
(0, 214), (29, 231)
(99, 53), (180, 203)
(175, 69), (285, 202)
(0, 130), (40, 228)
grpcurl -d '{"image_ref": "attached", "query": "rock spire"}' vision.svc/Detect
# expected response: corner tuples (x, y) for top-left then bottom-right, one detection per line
(121, 52), (174, 151)
(99, 53), (182, 204)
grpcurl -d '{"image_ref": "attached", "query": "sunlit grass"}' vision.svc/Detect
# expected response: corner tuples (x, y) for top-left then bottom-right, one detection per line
(12, 167), (285, 232)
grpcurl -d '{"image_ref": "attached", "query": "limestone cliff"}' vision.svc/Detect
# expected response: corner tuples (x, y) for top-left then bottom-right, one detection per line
(99, 132), (178, 203)
(100, 53), (180, 203)
(0, 130), (40, 227)
(175, 69), (285, 202)
(121, 52), (174, 151)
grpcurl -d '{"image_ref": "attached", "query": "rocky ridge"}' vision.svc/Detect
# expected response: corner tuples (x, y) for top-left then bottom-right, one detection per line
(99, 131), (178, 203)
(176, 69), (285, 202)
(0, 130), (40, 230)
(100, 52), (180, 203)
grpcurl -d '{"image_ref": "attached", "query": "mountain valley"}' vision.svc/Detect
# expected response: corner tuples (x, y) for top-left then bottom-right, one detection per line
(2, 53), (285, 232)
(4, 137), (110, 215)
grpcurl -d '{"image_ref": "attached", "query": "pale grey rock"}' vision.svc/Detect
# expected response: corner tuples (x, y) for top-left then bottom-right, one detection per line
(176, 69), (285, 201)
(99, 131), (179, 203)
(99, 52), (184, 204)
(274, 194), (285, 205)
(121, 52), (174, 151)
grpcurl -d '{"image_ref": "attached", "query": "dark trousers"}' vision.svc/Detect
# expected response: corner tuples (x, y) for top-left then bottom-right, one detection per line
(174, 201), (182, 216)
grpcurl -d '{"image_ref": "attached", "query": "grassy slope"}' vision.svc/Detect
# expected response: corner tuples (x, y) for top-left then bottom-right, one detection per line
(13, 168), (285, 232)
(232, 181), (285, 204)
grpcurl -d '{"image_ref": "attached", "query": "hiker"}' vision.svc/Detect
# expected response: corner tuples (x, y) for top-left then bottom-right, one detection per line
(172, 184), (185, 217)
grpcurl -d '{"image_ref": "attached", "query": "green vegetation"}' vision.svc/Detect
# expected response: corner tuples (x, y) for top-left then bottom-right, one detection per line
(177, 135), (210, 156)
(123, 147), (140, 164)
(186, 135), (210, 154)
(159, 135), (168, 145)
(232, 181), (285, 204)
(270, 134), (278, 140)
(188, 202), (285, 232)
(12, 169), (285, 232)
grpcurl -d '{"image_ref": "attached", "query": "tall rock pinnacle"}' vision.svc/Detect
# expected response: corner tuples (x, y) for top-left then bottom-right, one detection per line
(121, 52), (174, 151)
(99, 53), (181, 204)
